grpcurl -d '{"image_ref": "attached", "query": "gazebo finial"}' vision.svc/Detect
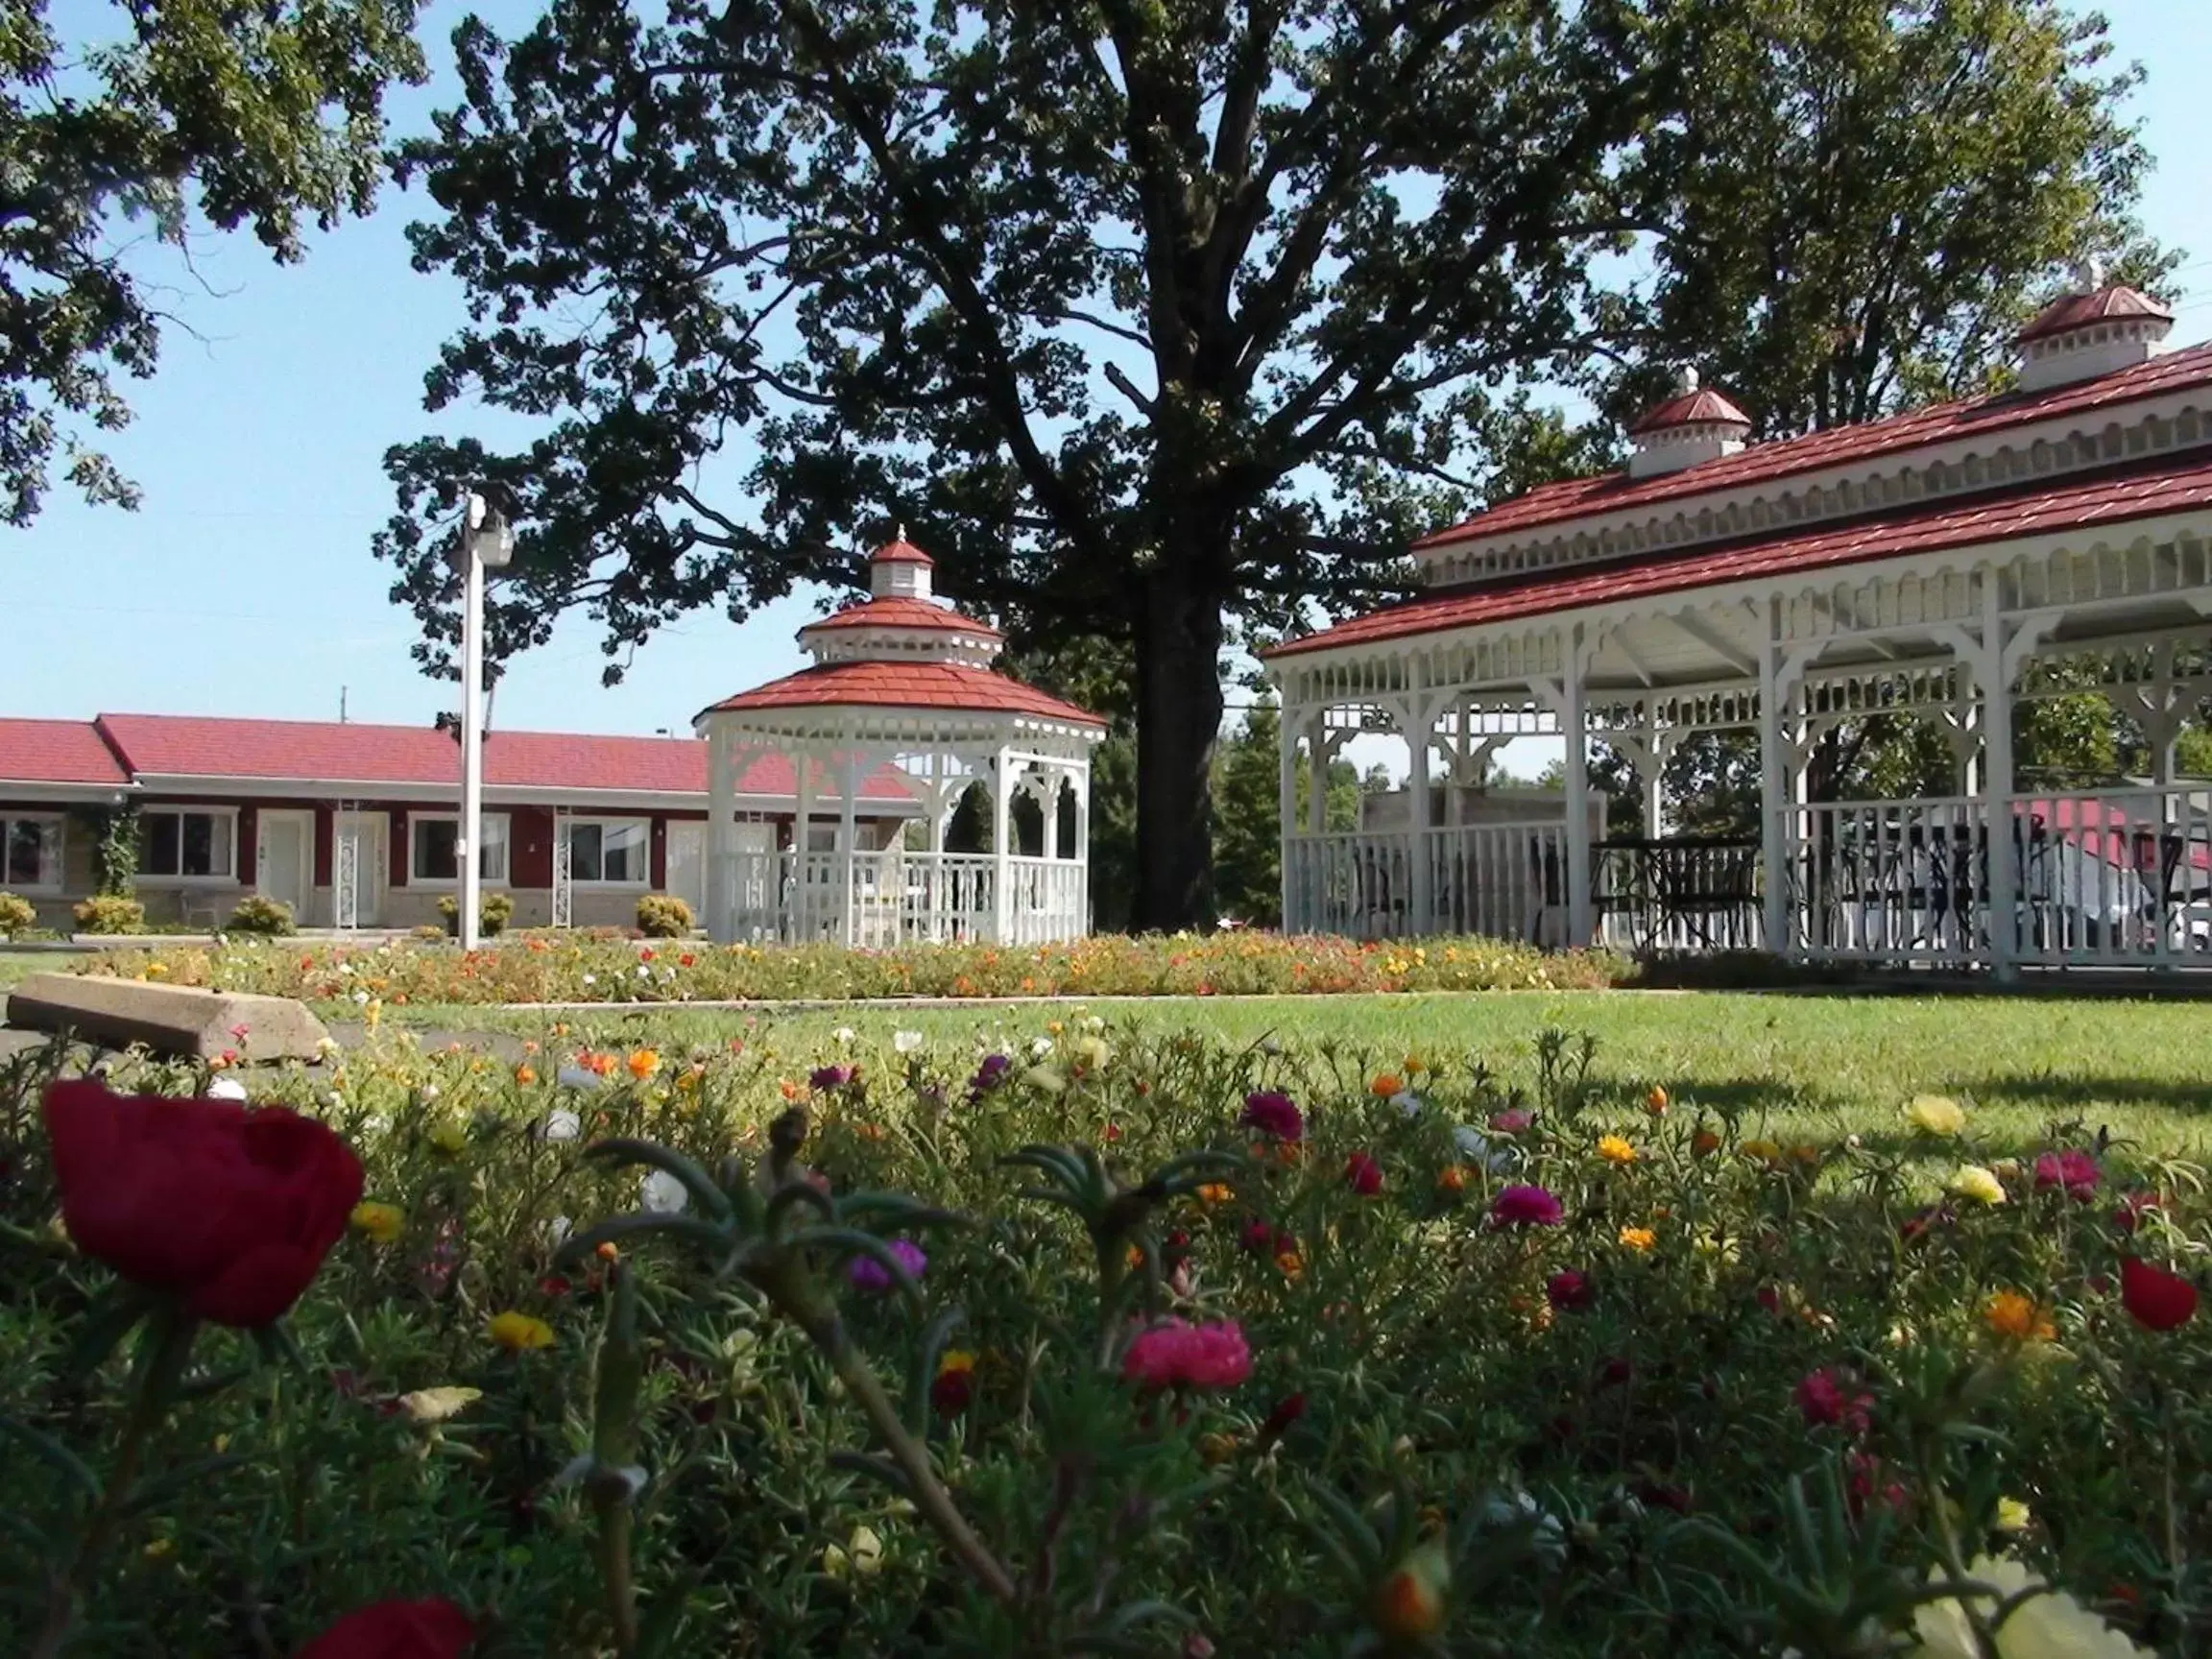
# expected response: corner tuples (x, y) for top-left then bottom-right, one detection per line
(1675, 365), (1700, 395)
(2073, 252), (2106, 295)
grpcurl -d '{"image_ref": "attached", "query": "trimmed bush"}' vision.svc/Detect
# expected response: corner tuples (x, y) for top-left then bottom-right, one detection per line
(225, 895), (297, 936)
(409, 924), (447, 943)
(0, 890), (36, 938)
(436, 891), (515, 937)
(72, 893), (146, 935)
(636, 892), (694, 937)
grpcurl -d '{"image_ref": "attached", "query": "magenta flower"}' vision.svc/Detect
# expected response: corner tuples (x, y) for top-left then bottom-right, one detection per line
(1238, 1091), (1304, 1142)
(1546, 1268), (1595, 1311)
(1488, 1109), (1535, 1135)
(1795, 1367), (1871, 1432)
(1491, 1184), (1564, 1227)
(810, 1065), (853, 1092)
(1344, 1152), (1383, 1196)
(1122, 1318), (1252, 1390)
(2033, 1148), (2100, 1201)
(848, 1238), (927, 1292)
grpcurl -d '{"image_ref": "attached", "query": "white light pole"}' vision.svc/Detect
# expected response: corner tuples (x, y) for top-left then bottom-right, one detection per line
(457, 492), (514, 950)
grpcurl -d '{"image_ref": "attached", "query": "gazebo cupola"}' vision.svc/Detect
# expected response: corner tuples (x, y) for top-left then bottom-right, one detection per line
(2014, 259), (2176, 393)
(1624, 369), (1754, 479)
(692, 533), (1104, 949)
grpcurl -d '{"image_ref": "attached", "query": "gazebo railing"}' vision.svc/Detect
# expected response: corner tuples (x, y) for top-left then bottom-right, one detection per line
(715, 848), (1085, 947)
(1284, 823), (1571, 942)
(1593, 836), (1765, 954)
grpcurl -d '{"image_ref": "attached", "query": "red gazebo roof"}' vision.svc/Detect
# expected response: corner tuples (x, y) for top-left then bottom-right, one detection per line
(2016, 284), (2174, 345)
(702, 661), (1105, 728)
(1628, 386), (1752, 435)
(869, 536), (934, 566)
(798, 595), (1003, 637)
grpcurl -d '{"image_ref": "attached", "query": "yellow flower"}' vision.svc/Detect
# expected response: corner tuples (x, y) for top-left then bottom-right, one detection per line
(1913, 1554), (2152, 1658)
(1618, 1225), (1657, 1252)
(143, 1536), (176, 1560)
(936, 1348), (976, 1378)
(1949, 1165), (2007, 1206)
(398, 1385), (482, 1425)
(1369, 1073), (1404, 1097)
(1740, 1138), (1783, 1164)
(144, 961), (169, 979)
(1984, 1290), (2055, 1343)
(363, 997), (382, 1031)
(1403, 1054), (1425, 1075)
(1906, 1094), (1966, 1138)
(823, 1524), (884, 1580)
(1994, 1497), (2032, 1534)
(488, 1311), (555, 1353)
(1597, 1134), (1638, 1165)
(627, 1048), (661, 1081)
(427, 1118), (469, 1155)
(1074, 1035), (1111, 1070)
(349, 1201), (404, 1244)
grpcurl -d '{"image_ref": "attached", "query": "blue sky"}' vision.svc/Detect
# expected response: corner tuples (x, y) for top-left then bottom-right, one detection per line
(8, 1), (2211, 741)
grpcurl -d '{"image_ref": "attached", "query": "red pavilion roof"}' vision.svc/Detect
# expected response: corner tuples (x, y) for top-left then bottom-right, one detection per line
(1628, 386), (1752, 435)
(2016, 284), (2174, 345)
(703, 661), (1105, 728)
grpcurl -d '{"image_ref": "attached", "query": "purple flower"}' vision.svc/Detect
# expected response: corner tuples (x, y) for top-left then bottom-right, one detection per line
(1238, 1091), (1304, 1142)
(1491, 1185), (1564, 1228)
(968, 1054), (1012, 1100)
(810, 1065), (853, 1092)
(849, 1238), (927, 1293)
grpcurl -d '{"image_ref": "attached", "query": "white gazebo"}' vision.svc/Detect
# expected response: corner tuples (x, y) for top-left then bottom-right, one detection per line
(694, 536), (1104, 946)
(1267, 274), (2212, 975)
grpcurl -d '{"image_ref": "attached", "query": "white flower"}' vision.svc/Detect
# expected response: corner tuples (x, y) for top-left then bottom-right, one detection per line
(338, 962), (354, 976)
(833, 1026), (857, 1046)
(1389, 1090), (1423, 1118)
(206, 1077), (249, 1101)
(1452, 1124), (1514, 1173)
(637, 964), (651, 979)
(352, 989), (370, 1004)
(398, 1385), (481, 1425)
(1914, 1555), (2152, 1658)
(1081, 1016), (1105, 1033)
(582, 973), (597, 987)
(556, 1065), (604, 1091)
(544, 1215), (572, 1247)
(1029, 1036), (1055, 1058)
(640, 1169), (689, 1214)
(420, 1084), (441, 1103)
(893, 1030), (925, 1054)
(539, 1109), (581, 1142)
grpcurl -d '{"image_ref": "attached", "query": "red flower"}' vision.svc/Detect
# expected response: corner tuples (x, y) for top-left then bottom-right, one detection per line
(2120, 1255), (2199, 1332)
(1795, 1367), (1872, 1432)
(2032, 1148), (2100, 1201)
(1344, 1152), (1383, 1196)
(42, 1079), (361, 1329)
(1256, 1391), (1307, 1448)
(1238, 1092), (1304, 1142)
(293, 1597), (474, 1658)
(1489, 1185), (1563, 1228)
(1546, 1269), (1596, 1311)
(930, 1365), (974, 1416)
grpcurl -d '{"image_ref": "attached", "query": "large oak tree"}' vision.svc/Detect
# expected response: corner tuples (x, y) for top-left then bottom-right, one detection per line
(378, 0), (1682, 929)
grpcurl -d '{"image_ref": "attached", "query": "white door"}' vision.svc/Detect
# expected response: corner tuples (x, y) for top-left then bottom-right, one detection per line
(256, 811), (312, 918)
(333, 810), (387, 927)
(665, 821), (706, 913)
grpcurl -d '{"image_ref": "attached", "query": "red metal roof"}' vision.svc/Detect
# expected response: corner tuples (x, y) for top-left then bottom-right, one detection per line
(0, 719), (129, 786)
(1268, 449), (2212, 659)
(63, 713), (910, 801)
(800, 595), (1003, 637)
(705, 661), (1106, 728)
(2016, 284), (2174, 346)
(1628, 386), (1752, 435)
(1412, 341), (2212, 550)
(869, 537), (934, 566)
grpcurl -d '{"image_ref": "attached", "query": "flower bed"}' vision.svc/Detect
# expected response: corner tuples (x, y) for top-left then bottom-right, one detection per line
(1, 1021), (2202, 1656)
(80, 930), (1631, 1008)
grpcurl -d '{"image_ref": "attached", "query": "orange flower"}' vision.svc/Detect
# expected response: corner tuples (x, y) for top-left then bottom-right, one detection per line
(1274, 1249), (1305, 1282)
(779, 1078), (803, 1101)
(1369, 1073), (1404, 1098)
(1646, 1085), (1669, 1116)
(1195, 1182), (1234, 1206)
(1618, 1225), (1657, 1251)
(1984, 1290), (2056, 1343)
(514, 1064), (538, 1086)
(1692, 1128), (1721, 1157)
(626, 1049), (661, 1082)
(1597, 1134), (1638, 1165)
(1435, 1166), (1468, 1194)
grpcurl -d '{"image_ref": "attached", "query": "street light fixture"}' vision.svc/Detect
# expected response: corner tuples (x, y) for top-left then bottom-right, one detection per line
(457, 492), (514, 950)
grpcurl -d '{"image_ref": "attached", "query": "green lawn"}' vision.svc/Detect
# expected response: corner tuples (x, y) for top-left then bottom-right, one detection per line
(0, 949), (74, 992)
(375, 989), (2212, 1158)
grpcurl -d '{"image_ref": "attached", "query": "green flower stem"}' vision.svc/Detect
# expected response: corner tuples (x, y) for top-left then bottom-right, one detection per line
(32, 1308), (200, 1659)
(593, 1489), (639, 1654)
(790, 1291), (1018, 1606)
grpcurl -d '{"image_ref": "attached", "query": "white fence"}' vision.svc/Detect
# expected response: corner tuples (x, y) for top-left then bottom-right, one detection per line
(714, 849), (1087, 947)
(1284, 823), (1571, 942)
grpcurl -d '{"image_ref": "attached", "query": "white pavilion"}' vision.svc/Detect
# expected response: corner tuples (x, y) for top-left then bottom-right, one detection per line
(694, 537), (1103, 947)
(1265, 273), (2212, 975)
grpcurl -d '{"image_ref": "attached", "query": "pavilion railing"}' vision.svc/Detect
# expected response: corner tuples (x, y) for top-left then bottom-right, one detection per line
(2007, 785), (2212, 966)
(1593, 836), (1765, 955)
(1787, 796), (1991, 965)
(1003, 855), (1088, 946)
(1285, 824), (1571, 942)
(716, 848), (1085, 947)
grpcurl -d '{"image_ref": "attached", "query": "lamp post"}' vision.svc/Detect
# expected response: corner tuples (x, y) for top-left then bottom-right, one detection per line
(457, 492), (514, 950)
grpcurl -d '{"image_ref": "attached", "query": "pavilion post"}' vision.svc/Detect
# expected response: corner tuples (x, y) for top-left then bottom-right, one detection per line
(1759, 623), (1789, 956)
(1981, 573), (2019, 979)
(1278, 705), (1299, 931)
(1563, 632), (1593, 947)
(1405, 692), (1434, 935)
(1071, 764), (1092, 934)
(991, 744), (1015, 944)
(705, 723), (735, 942)
(792, 755), (815, 942)
(839, 751), (862, 948)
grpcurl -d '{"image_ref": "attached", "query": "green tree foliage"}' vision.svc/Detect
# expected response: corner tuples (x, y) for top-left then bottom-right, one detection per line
(375, 0), (1685, 930)
(0, 0), (423, 523)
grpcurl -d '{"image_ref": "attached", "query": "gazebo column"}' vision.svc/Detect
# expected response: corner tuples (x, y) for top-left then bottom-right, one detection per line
(1403, 693), (1438, 935)
(991, 744), (1015, 943)
(792, 754), (816, 942)
(1277, 710), (1298, 929)
(1562, 630), (1593, 947)
(705, 723), (736, 943)
(838, 750), (863, 948)
(1758, 623), (1789, 956)
(1070, 766), (1092, 934)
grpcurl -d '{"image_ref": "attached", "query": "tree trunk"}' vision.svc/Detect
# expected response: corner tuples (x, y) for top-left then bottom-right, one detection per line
(1132, 559), (1225, 932)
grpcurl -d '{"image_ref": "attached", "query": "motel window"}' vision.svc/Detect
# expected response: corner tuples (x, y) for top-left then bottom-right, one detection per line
(565, 817), (649, 885)
(410, 813), (510, 884)
(141, 809), (236, 881)
(1, 814), (63, 892)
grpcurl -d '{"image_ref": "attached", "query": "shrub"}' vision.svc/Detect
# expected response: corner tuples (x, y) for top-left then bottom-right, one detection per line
(409, 924), (447, 943)
(636, 892), (694, 937)
(435, 891), (515, 936)
(224, 895), (296, 936)
(72, 894), (146, 935)
(0, 890), (35, 937)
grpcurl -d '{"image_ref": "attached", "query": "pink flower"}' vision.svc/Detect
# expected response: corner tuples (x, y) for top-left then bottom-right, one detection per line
(1490, 1185), (1563, 1228)
(1795, 1367), (1871, 1432)
(1122, 1318), (1252, 1390)
(1546, 1269), (1595, 1311)
(849, 1238), (927, 1293)
(1238, 1092), (1303, 1142)
(1488, 1109), (1534, 1134)
(2032, 1148), (2100, 1201)
(1344, 1152), (1383, 1196)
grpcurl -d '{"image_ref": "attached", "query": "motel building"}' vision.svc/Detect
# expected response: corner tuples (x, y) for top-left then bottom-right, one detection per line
(1266, 273), (2212, 975)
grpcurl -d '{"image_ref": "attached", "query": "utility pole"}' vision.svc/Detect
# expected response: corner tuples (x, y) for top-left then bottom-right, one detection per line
(456, 492), (514, 950)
